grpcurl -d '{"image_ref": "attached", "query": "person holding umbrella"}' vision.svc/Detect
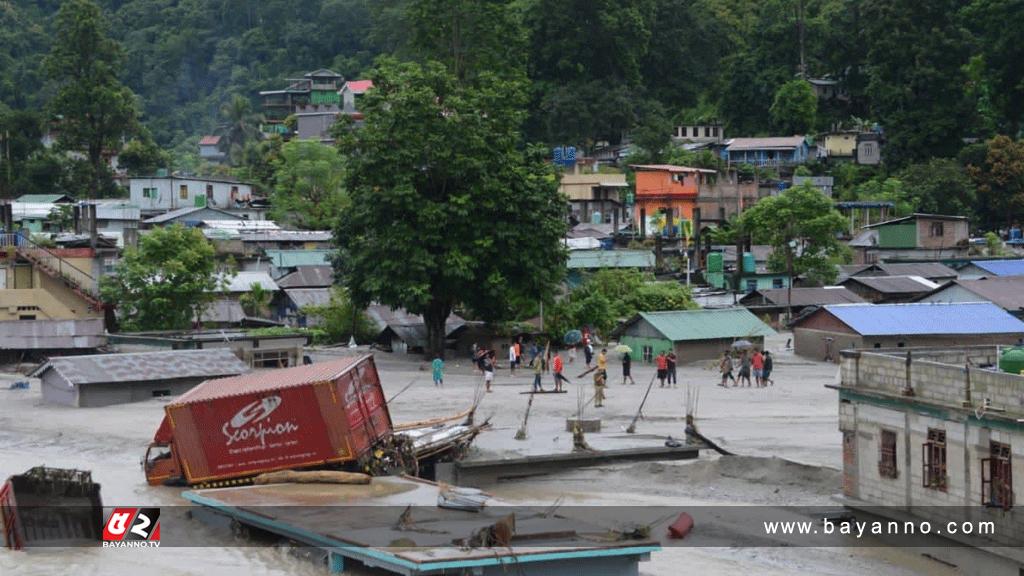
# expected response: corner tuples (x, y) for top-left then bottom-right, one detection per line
(616, 344), (636, 385)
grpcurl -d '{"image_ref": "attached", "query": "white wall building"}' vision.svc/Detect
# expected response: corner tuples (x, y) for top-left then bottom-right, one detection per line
(129, 177), (254, 213)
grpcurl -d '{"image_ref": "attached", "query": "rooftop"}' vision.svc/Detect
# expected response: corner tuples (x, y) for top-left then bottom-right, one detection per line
(922, 277), (1024, 312)
(241, 230), (333, 243)
(144, 206), (242, 224)
(863, 213), (969, 229)
(172, 356), (366, 405)
(629, 164), (717, 174)
(265, 249), (333, 268)
(850, 262), (958, 280)
(276, 265), (335, 288)
(215, 271), (279, 293)
(810, 302), (1024, 336)
(567, 250), (655, 270)
(31, 349), (248, 385)
(626, 308), (776, 342)
(202, 219), (280, 231)
(967, 259), (1024, 277)
(740, 287), (866, 307)
(840, 275), (939, 294)
(199, 135), (221, 146)
(725, 136), (806, 151)
(15, 194), (74, 204)
(285, 287), (332, 309)
(342, 79), (374, 94)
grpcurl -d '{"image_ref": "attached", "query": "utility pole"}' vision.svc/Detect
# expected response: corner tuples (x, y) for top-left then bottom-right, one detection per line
(786, 222), (795, 324)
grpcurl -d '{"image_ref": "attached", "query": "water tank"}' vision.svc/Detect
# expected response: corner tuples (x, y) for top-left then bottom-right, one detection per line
(591, 211), (602, 225)
(707, 252), (723, 273)
(1010, 227), (1022, 241)
(999, 347), (1024, 375)
(742, 252), (756, 273)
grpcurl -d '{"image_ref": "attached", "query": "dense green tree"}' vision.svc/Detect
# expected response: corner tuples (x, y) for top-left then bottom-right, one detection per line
(218, 94), (263, 165)
(0, 110), (53, 199)
(335, 59), (566, 358)
(270, 140), (348, 230)
(118, 136), (168, 176)
(963, 135), (1024, 229)
(100, 225), (229, 331)
(239, 283), (272, 318)
(45, 0), (140, 198)
(770, 80), (818, 135)
(738, 183), (849, 285)
(300, 287), (379, 344)
(862, 0), (973, 166)
(963, 0), (1024, 136)
(898, 159), (977, 219)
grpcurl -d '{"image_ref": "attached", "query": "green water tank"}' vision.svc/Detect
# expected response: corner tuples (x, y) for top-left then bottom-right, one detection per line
(742, 252), (756, 273)
(707, 252), (723, 273)
(591, 211), (602, 224)
(999, 347), (1024, 375)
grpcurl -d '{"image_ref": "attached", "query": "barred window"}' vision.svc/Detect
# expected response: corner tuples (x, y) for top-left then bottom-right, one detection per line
(922, 429), (947, 490)
(879, 430), (898, 479)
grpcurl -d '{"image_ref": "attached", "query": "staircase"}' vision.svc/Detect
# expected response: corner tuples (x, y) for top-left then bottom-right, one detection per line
(5, 234), (105, 311)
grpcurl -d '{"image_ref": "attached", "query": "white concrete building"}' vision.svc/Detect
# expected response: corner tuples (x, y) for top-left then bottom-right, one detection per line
(129, 176), (254, 213)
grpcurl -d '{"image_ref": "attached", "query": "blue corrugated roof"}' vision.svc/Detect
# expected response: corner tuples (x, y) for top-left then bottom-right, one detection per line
(820, 302), (1024, 336)
(969, 259), (1024, 277)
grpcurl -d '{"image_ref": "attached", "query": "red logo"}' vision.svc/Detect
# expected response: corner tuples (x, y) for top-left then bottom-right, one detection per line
(102, 508), (161, 547)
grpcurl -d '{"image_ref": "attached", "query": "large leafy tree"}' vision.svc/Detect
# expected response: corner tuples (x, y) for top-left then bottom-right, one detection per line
(335, 59), (567, 357)
(738, 183), (849, 285)
(0, 110), (65, 199)
(963, 0), (1024, 136)
(269, 140), (348, 230)
(100, 225), (229, 331)
(898, 158), (977, 220)
(963, 135), (1024, 230)
(45, 0), (140, 198)
(770, 80), (818, 135)
(862, 0), (973, 166)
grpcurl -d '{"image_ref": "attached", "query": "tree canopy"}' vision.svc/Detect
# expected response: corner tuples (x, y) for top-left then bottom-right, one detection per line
(100, 225), (228, 331)
(335, 58), (566, 357)
(269, 140), (348, 229)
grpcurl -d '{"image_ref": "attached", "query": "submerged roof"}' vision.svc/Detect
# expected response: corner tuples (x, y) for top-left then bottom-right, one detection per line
(967, 259), (1024, 277)
(173, 356), (367, 405)
(629, 308), (776, 342)
(567, 250), (655, 270)
(812, 302), (1024, 336)
(33, 349), (248, 385)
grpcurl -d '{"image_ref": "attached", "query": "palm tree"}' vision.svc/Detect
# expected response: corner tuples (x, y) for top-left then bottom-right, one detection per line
(218, 94), (263, 165)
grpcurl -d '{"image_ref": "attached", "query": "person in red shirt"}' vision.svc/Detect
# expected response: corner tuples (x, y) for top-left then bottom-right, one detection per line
(752, 349), (765, 387)
(551, 351), (569, 391)
(655, 351), (668, 387)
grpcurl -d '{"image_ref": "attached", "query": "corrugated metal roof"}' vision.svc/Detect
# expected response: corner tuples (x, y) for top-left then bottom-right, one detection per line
(200, 299), (247, 324)
(343, 80), (374, 94)
(173, 356), (366, 404)
(202, 220), (280, 231)
(849, 262), (958, 280)
(265, 249), (333, 268)
(740, 287), (866, 307)
(144, 206), (242, 224)
(0, 319), (106, 350)
(924, 277), (1024, 312)
(816, 302), (1024, 336)
(215, 271), (279, 293)
(15, 194), (73, 204)
(364, 305), (465, 347)
(285, 288), (332, 308)
(969, 259), (1024, 277)
(635, 308), (776, 341)
(840, 275), (938, 294)
(567, 250), (655, 270)
(276, 266), (335, 288)
(241, 230), (333, 242)
(35, 349), (248, 386)
(725, 136), (806, 151)
(629, 164), (717, 174)
(199, 135), (221, 146)
(862, 213), (969, 229)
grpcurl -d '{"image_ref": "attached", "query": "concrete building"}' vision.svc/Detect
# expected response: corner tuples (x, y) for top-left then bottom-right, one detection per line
(198, 135), (225, 163)
(615, 308), (776, 364)
(631, 164), (716, 238)
(559, 166), (629, 228)
(818, 131), (858, 160)
(855, 132), (882, 165)
(259, 69), (344, 135)
(957, 259), (1024, 280)
(791, 302), (1024, 362)
(0, 236), (104, 322)
(32, 349), (249, 407)
(340, 79), (373, 115)
(838, 275), (939, 303)
(704, 249), (791, 294)
(129, 176), (255, 213)
(916, 277), (1024, 318)
(850, 213), (969, 264)
(295, 103), (340, 143)
(0, 318), (106, 363)
(672, 123), (724, 144)
(142, 206), (244, 228)
(791, 175), (834, 197)
(832, 346), (1024, 575)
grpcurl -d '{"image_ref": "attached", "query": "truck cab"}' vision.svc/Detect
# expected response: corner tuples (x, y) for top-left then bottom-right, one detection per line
(144, 417), (183, 486)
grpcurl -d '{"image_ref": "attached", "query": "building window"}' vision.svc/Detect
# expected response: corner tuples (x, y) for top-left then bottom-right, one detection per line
(692, 126), (700, 137)
(879, 429), (898, 479)
(704, 126), (711, 137)
(254, 350), (291, 369)
(179, 184), (188, 199)
(982, 441), (1013, 509)
(772, 278), (784, 289)
(642, 345), (653, 363)
(712, 126), (719, 137)
(923, 429), (947, 490)
(745, 279), (758, 293)
(930, 222), (944, 237)
(142, 187), (157, 198)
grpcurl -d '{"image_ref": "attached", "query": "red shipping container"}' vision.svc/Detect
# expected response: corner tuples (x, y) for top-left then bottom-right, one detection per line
(146, 355), (394, 485)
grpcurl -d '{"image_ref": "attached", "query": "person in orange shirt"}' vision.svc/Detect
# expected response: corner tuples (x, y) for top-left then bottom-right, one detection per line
(752, 349), (765, 387)
(551, 352), (569, 391)
(655, 351), (668, 387)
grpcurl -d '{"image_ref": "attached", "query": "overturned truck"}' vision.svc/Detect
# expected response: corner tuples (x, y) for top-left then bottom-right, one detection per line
(144, 354), (481, 486)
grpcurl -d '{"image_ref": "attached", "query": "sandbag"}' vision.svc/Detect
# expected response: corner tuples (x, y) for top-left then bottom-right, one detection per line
(252, 470), (372, 485)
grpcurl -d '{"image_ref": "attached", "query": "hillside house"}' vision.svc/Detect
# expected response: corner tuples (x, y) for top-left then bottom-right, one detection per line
(850, 214), (970, 264)
(198, 135), (225, 163)
(341, 79), (373, 115)
(631, 164), (716, 238)
(721, 137), (810, 167)
(130, 176), (254, 214)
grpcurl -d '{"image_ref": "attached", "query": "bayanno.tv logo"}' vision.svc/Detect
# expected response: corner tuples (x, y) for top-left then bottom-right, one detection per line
(102, 508), (161, 548)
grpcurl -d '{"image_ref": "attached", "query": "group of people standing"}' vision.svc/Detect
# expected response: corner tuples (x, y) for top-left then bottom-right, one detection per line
(719, 348), (773, 388)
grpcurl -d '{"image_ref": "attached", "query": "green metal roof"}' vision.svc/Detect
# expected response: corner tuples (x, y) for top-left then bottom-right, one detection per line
(265, 249), (333, 268)
(636, 308), (776, 341)
(16, 194), (72, 204)
(567, 250), (655, 270)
